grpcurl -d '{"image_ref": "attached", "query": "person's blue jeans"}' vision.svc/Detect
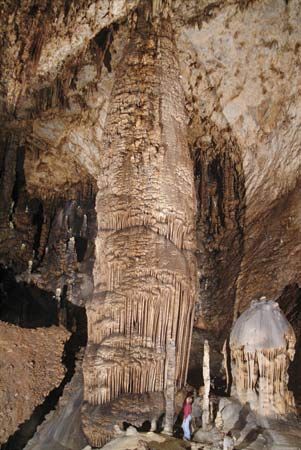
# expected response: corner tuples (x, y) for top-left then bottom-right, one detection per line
(182, 414), (192, 440)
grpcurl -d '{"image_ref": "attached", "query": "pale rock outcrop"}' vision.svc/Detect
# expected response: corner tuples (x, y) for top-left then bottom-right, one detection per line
(230, 299), (296, 415)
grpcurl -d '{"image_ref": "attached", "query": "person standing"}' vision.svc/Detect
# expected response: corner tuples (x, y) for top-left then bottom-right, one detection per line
(182, 395), (193, 441)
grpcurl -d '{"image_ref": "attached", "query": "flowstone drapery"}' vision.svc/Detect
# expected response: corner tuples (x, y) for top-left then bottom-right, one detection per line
(230, 299), (296, 416)
(82, 3), (197, 444)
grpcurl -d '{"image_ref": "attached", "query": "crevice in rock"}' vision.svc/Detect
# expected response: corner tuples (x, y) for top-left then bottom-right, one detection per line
(193, 128), (245, 336)
(11, 146), (26, 218)
(75, 236), (87, 263)
(0, 134), (17, 220)
(277, 283), (301, 414)
(187, 328), (227, 395)
(31, 200), (44, 256)
(91, 24), (118, 76)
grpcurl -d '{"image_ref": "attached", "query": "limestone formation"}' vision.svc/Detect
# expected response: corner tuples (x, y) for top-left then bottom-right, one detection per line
(163, 339), (176, 435)
(82, 3), (197, 444)
(202, 339), (210, 430)
(230, 299), (296, 416)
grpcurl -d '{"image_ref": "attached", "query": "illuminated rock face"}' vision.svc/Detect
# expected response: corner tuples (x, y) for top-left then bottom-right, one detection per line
(230, 299), (296, 416)
(82, 6), (197, 445)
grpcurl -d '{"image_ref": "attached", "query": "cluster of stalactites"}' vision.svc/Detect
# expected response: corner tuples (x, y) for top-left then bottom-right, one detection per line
(230, 299), (296, 415)
(84, 348), (166, 405)
(151, 0), (172, 18)
(232, 347), (290, 392)
(84, 270), (195, 405)
(231, 347), (296, 415)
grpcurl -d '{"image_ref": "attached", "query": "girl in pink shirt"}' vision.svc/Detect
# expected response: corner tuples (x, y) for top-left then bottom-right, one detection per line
(182, 395), (193, 440)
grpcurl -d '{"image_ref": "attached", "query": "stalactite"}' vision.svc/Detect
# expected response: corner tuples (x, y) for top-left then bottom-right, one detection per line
(82, 2), (197, 444)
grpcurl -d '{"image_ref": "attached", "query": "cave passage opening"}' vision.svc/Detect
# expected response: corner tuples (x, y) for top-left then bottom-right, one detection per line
(0, 265), (58, 328)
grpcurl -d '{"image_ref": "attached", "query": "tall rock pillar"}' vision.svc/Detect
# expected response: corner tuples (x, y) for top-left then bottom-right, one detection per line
(83, 4), (197, 444)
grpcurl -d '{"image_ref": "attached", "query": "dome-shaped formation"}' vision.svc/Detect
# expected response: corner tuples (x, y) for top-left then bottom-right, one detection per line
(229, 298), (296, 416)
(230, 299), (296, 357)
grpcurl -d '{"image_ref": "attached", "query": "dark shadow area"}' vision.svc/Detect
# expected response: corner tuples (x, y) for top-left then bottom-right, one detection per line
(11, 147), (25, 212)
(187, 329), (227, 397)
(173, 411), (183, 439)
(137, 420), (151, 432)
(235, 426), (264, 449)
(232, 402), (251, 431)
(187, 366), (203, 389)
(122, 421), (132, 431)
(31, 200), (44, 255)
(193, 137), (245, 345)
(277, 283), (301, 415)
(207, 157), (225, 228)
(92, 25), (117, 75)
(75, 236), (88, 262)
(0, 265), (58, 328)
(122, 420), (152, 433)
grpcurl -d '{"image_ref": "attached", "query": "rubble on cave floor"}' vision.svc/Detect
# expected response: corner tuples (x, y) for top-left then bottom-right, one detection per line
(81, 428), (191, 450)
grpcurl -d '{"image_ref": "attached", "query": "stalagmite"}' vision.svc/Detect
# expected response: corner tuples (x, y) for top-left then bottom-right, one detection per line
(163, 339), (176, 435)
(81, 214), (87, 237)
(55, 287), (61, 303)
(27, 260), (33, 283)
(202, 340), (210, 430)
(82, 1), (197, 445)
(230, 299), (296, 416)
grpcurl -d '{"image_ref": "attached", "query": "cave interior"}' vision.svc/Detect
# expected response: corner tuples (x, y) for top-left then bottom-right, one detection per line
(0, 0), (301, 449)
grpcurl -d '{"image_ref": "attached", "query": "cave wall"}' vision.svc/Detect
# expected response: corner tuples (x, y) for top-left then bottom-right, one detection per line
(180, 0), (301, 318)
(177, 0), (301, 383)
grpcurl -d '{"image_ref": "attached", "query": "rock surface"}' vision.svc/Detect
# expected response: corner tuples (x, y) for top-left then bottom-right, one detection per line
(99, 432), (190, 450)
(24, 357), (87, 450)
(0, 321), (69, 444)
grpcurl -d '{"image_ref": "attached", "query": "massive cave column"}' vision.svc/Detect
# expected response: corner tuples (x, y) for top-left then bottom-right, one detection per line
(83, 4), (197, 421)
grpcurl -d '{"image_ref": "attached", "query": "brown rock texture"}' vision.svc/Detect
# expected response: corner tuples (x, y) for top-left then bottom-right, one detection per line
(0, 321), (69, 444)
